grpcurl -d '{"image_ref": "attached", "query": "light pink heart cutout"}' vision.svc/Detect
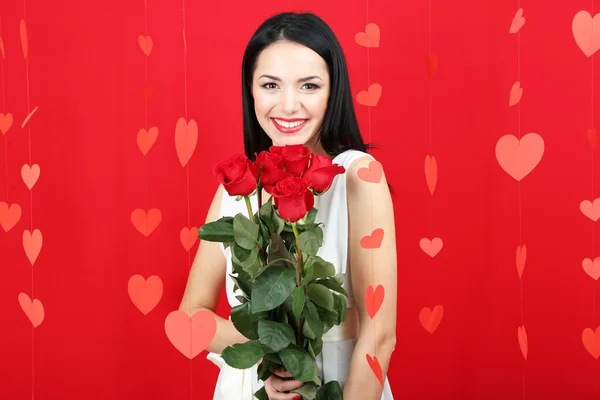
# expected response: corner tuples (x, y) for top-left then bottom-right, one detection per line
(419, 237), (443, 257)
(580, 198), (600, 222)
(582, 257), (600, 280)
(23, 229), (42, 266)
(573, 11), (600, 57)
(21, 164), (40, 190)
(18, 293), (44, 327)
(165, 310), (217, 359)
(495, 133), (544, 181)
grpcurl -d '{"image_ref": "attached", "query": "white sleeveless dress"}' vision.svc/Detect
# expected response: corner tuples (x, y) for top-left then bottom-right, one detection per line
(207, 149), (394, 399)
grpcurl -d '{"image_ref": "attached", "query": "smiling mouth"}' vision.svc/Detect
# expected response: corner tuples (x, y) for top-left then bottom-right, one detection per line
(271, 118), (309, 134)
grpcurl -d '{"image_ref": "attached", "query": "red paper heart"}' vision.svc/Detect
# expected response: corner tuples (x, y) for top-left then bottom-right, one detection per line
(0, 112), (13, 134)
(365, 285), (385, 319)
(128, 275), (163, 314)
(23, 229), (43, 266)
(0, 202), (21, 232)
(419, 305), (443, 334)
(138, 35), (153, 56)
(582, 326), (600, 359)
(131, 208), (162, 237)
(165, 310), (217, 359)
(180, 227), (198, 252)
(355, 23), (380, 48)
(518, 325), (528, 360)
(175, 117), (198, 168)
(360, 228), (384, 249)
(137, 126), (158, 155)
(356, 83), (382, 107)
(516, 244), (526, 279)
(18, 293), (44, 327)
(424, 155), (437, 195)
(365, 354), (384, 385)
(357, 160), (383, 183)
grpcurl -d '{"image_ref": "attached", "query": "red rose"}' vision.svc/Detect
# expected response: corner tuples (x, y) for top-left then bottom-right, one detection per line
(254, 151), (293, 191)
(213, 154), (258, 196)
(269, 144), (311, 177)
(302, 154), (346, 193)
(265, 177), (314, 223)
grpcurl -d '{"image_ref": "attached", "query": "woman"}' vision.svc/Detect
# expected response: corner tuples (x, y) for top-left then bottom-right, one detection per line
(179, 11), (397, 400)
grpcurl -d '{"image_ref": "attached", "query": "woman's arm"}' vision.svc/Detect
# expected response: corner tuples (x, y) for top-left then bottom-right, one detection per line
(178, 183), (249, 355)
(343, 156), (398, 400)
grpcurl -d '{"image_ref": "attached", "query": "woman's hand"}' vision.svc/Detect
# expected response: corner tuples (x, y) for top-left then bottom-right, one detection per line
(264, 366), (304, 400)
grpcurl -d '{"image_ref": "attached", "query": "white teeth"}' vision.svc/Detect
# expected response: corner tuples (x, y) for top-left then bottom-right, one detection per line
(274, 119), (306, 128)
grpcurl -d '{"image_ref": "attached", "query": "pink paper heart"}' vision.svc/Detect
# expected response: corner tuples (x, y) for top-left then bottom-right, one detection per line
(582, 257), (600, 280)
(0, 112), (13, 134)
(424, 155), (437, 195)
(495, 133), (544, 181)
(509, 81), (523, 106)
(138, 35), (153, 56)
(516, 244), (527, 279)
(137, 126), (158, 155)
(165, 310), (217, 359)
(580, 198), (600, 222)
(573, 11), (600, 57)
(18, 293), (44, 327)
(509, 8), (526, 34)
(175, 118), (198, 168)
(419, 237), (443, 257)
(518, 325), (528, 360)
(128, 275), (163, 314)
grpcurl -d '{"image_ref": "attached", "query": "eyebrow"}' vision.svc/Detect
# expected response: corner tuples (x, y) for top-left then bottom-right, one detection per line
(258, 74), (324, 82)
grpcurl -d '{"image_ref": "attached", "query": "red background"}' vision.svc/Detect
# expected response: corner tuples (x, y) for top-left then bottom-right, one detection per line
(2, 0), (600, 398)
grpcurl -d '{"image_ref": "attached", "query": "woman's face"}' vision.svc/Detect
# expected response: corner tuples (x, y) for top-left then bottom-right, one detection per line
(252, 41), (330, 151)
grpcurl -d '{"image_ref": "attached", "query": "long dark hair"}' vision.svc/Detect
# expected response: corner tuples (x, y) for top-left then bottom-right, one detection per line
(241, 12), (394, 195)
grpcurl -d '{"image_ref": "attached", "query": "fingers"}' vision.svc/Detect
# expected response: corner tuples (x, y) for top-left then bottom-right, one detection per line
(274, 366), (292, 378)
(264, 373), (304, 400)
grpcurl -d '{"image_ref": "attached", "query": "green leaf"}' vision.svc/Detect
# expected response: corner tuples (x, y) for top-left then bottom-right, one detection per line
(253, 386), (269, 400)
(229, 274), (252, 299)
(278, 344), (317, 382)
(230, 302), (268, 340)
(251, 266), (297, 313)
(333, 293), (347, 325)
(267, 234), (296, 268)
(221, 340), (264, 369)
(305, 207), (318, 225)
(299, 230), (319, 256)
(257, 358), (279, 381)
(309, 256), (336, 279)
(233, 213), (260, 250)
(198, 219), (234, 242)
(256, 214), (271, 248)
(292, 287), (305, 319)
(332, 273), (344, 286)
(314, 277), (348, 297)
(260, 200), (285, 235)
(235, 295), (247, 304)
(315, 303), (339, 333)
(301, 260), (315, 285)
(316, 381), (343, 400)
(303, 300), (323, 338)
(291, 382), (318, 399)
(258, 319), (295, 353)
(308, 335), (323, 358)
(306, 283), (334, 311)
(302, 319), (316, 340)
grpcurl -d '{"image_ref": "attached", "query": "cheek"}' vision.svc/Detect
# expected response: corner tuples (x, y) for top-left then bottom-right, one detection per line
(307, 94), (329, 118)
(252, 92), (274, 117)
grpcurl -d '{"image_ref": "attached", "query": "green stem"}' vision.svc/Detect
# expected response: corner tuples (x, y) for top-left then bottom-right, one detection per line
(292, 223), (304, 346)
(244, 195), (265, 270)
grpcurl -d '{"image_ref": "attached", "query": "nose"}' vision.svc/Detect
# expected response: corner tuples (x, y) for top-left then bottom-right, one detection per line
(280, 88), (301, 115)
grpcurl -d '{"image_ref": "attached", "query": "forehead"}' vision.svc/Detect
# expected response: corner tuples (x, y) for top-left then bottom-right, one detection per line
(254, 41), (328, 79)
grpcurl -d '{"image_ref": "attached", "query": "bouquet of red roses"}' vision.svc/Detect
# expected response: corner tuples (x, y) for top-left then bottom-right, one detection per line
(199, 144), (348, 400)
